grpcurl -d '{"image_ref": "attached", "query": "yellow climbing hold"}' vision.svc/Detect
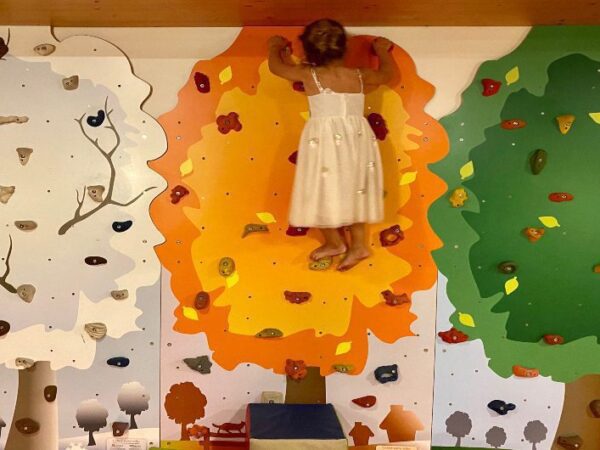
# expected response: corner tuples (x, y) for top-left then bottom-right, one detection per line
(538, 216), (560, 228)
(505, 276), (519, 295)
(458, 313), (475, 328)
(226, 271), (239, 288)
(180, 159), (193, 177)
(335, 341), (352, 356)
(219, 65), (233, 85)
(300, 111), (310, 121)
(459, 161), (475, 180)
(256, 212), (276, 224)
(399, 171), (418, 186)
(589, 112), (600, 124)
(182, 306), (199, 321)
(556, 114), (575, 135)
(505, 66), (520, 86)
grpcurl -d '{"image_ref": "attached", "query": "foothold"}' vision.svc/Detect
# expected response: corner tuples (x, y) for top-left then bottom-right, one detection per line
(194, 72), (211, 93)
(557, 435), (583, 450)
(170, 185), (189, 204)
(15, 418), (39, 435)
(286, 226), (309, 236)
(438, 327), (469, 344)
(112, 220), (133, 232)
(501, 119), (527, 129)
(352, 395), (377, 408)
(261, 391), (284, 404)
(194, 291), (210, 310)
(242, 223), (269, 238)
(85, 256), (107, 266)
(16, 284), (36, 303)
(379, 224), (404, 247)
(332, 364), (354, 374)
(16, 147), (33, 165)
(86, 110), (105, 127)
(0, 185), (15, 204)
(512, 365), (539, 378)
(309, 256), (332, 271)
(530, 149), (547, 175)
(0, 320), (10, 336)
(292, 81), (305, 92)
(367, 112), (388, 140)
(288, 151), (298, 164)
(543, 334), (565, 345)
(15, 358), (35, 369)
(481, 78), (501, 96)
(217, 112), (242, 134)
(87, 185), (105, 202)
(14, 220), (37, 232)
(62, 75), (79, 90)
(84, 322), (107, 340)
(589, 399), (600, 418)
(33, 43), (56, 56)
(381, 290), (410, 306)
(0, 116), (28, 125)
(498, 261), (517, 274)
(218, 257), (235, 277)
(256, 328), (284, 338)
(44, 385), (57, 402)
(184, 356), (213, 374)
(110, 289), (129, 301)
(449, 188), (468, 207)
(375, 364), (398, 384)
(487, 399), (516, 416)
(523, 227), (545, 243)
(556, 114), (575, 135)
(188, 424), (209, 439)
(107, 357), (130, 368)
(284, 290), (311, 304)
(285, 359), (308, 381)
(112, 420), (129, 437)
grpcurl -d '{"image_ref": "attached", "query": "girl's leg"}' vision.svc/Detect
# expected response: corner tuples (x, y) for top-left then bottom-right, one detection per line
(337, 223), (370, 271)
(310, 228), (347, 260)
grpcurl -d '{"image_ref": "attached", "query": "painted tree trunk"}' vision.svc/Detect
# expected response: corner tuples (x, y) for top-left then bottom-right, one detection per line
(455, 436), (462, 447)
(532, 443), (537, 450)
(5, 362), (58, 450)
(88, 430), (96, 446)
(130, 413), (138, 429)
(181, 422), (190, 440)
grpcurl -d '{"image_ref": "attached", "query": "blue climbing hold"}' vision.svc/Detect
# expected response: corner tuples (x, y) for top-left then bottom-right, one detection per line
(87, 110), (106, 127)
(112, 220), (133, 233)
(487, 399), (516, 415)
(374, 364), (398, 384)
(107, 357), (130, 368)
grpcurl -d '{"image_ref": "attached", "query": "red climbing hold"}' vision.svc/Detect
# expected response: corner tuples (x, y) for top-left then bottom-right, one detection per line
(523, 227), (545, 243)
(379, 224), (404, 247)
(217, 112), (242, 134)
(381, 290), (410, 306)
(512, 365), (539, 378)
(352, 395), (377, 408)
(194, 72), (211, 93)
(438, 327), (469, 344)
(288, 151), (298, 164)
(543, 334), (564, 345)
(548, 192), (574, 202)
(293, 81), (305, 92)
(170, 185), (189, 204)
(284, 290), (311, 304)
(501, 119), (527, 130)
(481, 78), (502, 96)
(195, 292), (210, 310)
(286, 226), (309, 236)
(367, 113), (389, 140)
(285, 359), (308, 381)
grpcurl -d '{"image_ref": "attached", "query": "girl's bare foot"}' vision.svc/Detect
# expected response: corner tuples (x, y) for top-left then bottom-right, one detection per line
(310, 243), (347, 261)
(337, 247), (370, 271)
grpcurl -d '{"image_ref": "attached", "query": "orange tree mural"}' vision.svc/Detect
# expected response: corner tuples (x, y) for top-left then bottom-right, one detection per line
(151, 28), (448, 378)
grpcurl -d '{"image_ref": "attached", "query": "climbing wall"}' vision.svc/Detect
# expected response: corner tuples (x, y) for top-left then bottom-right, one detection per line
(429, 26), (600, 450)
(0, 27), (165, 449)
(151, 27), (448, 447)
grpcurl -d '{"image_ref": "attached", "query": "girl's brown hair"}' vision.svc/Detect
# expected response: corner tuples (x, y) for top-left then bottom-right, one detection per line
(300, 19), (347, 66)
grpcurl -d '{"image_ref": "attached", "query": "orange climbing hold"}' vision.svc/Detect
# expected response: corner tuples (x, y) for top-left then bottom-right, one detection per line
(512, 365), (540, 378)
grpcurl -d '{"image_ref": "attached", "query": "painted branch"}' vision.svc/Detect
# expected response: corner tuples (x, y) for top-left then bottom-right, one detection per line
(0, 235), (17, 294)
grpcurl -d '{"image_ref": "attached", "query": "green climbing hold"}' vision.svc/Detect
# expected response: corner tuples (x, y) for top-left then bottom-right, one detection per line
(530, 149), (547, 175)
(498, 261), (517, 274)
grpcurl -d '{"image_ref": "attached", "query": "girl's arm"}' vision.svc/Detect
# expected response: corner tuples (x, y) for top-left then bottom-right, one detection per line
(361, 37), (396, 86)
(268, 36), (306, 81)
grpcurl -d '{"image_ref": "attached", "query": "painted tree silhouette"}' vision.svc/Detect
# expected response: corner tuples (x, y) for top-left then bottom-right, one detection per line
(445, 411), (472, 447)
(76, 399), (108, 446)
(164, 382), (207, 441)
(523, 420), (547, 450)
(117, 381), (150, 429)
(485, 426), (507, 449)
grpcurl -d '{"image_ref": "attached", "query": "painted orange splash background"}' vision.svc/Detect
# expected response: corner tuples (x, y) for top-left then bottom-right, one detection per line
(150, 27), (448, 375)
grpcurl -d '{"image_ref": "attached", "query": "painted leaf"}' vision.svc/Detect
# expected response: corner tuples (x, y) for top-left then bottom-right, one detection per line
(458, 312), (475, 328)
(589, 112), (600, 124)
(300, 111), (310, 121)
(505, 66), (520, 86)
(399, 171), (418, 186)
(335, 341), (352, 356)
(180, 159), (193, 177)
(505, 276), (519, 295)
(459, 161), (475, 180)
(219, 65), (233, 84)
(182, 306), (199, 321)
(539, 216), (560, 228)
(256, 212), (276, 224)
(226, 271), (239, 288)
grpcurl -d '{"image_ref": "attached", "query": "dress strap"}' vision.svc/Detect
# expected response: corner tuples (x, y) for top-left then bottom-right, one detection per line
(356, 69), (364, 93)
(310, 68), (324, 93)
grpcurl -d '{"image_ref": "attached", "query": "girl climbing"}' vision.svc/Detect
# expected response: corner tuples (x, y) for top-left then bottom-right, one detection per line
(268, 19), (395, 271)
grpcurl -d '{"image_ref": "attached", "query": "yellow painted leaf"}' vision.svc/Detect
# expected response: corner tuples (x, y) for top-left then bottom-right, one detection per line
(458, 312), (475, 328)
(589, 112), (600, 124)
(300, 111), (310, 121)
(256, 212), (276, 224)
(226, 271), (239, 288)
(459, 161), (474, 180)
(180, 159), (193, 177)
(539, 216), (560, 228)
(219, 65), (233, 85)
(505, 66), (520, 86)
(505, 276), (519, 295)
(182, 306), (199, 321)
(335, 341), (352, 356)
(399, 171), (418, 186)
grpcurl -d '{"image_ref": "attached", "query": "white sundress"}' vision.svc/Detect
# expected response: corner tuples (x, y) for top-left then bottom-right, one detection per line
(289, 68), (384, 228)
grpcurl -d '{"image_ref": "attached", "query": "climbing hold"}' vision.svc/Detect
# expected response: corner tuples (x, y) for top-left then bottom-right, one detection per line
(285, 359), (308, 381)
(14, 220), (37, 232)
(0, 116), (28, 125)
(379, 224), (404, 247)
(375, 364), (398, 384)
(256, 328), (283, 338)
(112, 419), (130, 437)
(512, 365), (539, 378)
(543, 334), (565, 345)
(183, 355), (213, 374)
(549, 192), (574, 202)
(110, 289), (129, 300)
(194, 72), (211, 93)
(487, 400), (516, 416)
(557, 435), (583, 450)
(33, 43), (56, 56)
(501, 119), (526, 130)
(87, 185), (105, 202)
(352, 395), (377, 408)
(0, 186), (15, 204)
(62, 75), (79, 90)
(309, 257), (333, 271)
(218, 257), (235, 277)
(589, 399), (600, 418)
(367, 113), (388, 140)
(16, 147), (33, 165)
(170, 185), (189, 204)
(44, 385), (57, 402)
(481, 78), (501, 96)
(0, 37), (8, 58)
(286, 226), (309, 236)
(292, 81), (305, 92)
(16, 284), (36, 303)
(112, 220), (133, 232)
(556, 115), (575, 135)
(438, 327), (469, 344)
(193, 291), (210, 310)
(523, 227), (545, 243)
(594, 264), (600, 273)
(15, 358), (35, 369)
(332, 364), (354, 374)
(86, 110), (105, 127)
(84, 322), (107, 340)
(242, 223), (269, 238)
(15, 418), (39, 435)
(284, 290), (311, 304)
(498, 261), (517, 274)
(217, 112), (242, 134)
(107, 357), (130, 368)
(0, 320), (9, 336)
(381, 290), (410, 306)
(85, 256), (107, 266)
(449, 188), (468, 208)
(288, 151), (298, 164)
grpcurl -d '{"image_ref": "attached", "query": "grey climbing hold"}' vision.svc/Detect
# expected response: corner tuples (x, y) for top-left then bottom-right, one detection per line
(16, 284), (36, 302)
(87, 185), (105, 202)
(0, 186), (15, 204)
(14, 220), (37, 232)
(183, 355), (213, 374)
(16, 147), (33, 165)
(62, 75), (79, 90)
(33, 44), (56, 56)
(111, 289), (129, 300)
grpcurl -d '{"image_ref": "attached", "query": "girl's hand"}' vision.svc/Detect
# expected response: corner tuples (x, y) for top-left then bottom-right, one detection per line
(372, 37), (393, 55)
(268, 35), (289, 51)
